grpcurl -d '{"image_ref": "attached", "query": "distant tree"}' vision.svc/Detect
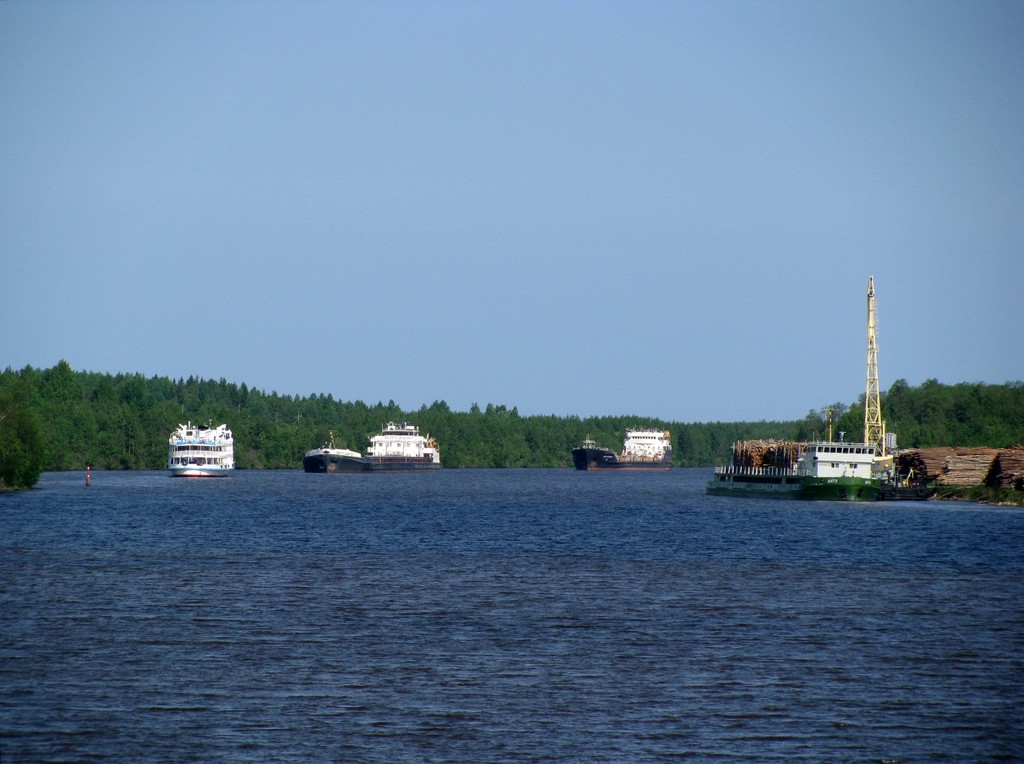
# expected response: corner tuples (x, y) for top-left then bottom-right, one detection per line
(0, 378), (44, 489)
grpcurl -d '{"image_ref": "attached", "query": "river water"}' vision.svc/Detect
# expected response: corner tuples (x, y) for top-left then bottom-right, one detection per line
(2, 468), (1021, 762)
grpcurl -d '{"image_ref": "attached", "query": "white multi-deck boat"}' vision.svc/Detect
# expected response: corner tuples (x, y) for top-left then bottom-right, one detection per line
(303, 421), (441, 473)
(168, 422), (235, 477)
(572, 428), (672, 470)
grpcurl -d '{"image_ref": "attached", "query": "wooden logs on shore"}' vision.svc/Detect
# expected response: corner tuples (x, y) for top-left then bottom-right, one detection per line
(993, 450), (1024, 490)
(895, 447), (1024, 490)
(894, 448), (953, 483)
(938, 449), (999, 486)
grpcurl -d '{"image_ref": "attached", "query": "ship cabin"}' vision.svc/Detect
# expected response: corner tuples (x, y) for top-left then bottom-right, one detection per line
(367, 421), (439, 459)
(621, 428), (672, 459)
(797, 442), (878, 480)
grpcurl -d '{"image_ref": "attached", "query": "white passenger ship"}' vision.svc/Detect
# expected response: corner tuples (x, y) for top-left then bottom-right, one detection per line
(168, 421), (235, 477)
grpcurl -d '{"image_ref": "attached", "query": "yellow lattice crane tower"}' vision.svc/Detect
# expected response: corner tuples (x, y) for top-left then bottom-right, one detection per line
(864, 276), (885, 454)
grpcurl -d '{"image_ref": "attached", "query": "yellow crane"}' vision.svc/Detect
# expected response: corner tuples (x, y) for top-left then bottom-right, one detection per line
(864, 276), (883, 452)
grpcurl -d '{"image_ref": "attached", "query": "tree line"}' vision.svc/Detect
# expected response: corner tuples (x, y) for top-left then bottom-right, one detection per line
(1, 361), (1022, 488)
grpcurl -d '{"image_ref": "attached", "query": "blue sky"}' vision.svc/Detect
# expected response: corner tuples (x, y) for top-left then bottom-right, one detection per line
(3, 1), (1022, 423)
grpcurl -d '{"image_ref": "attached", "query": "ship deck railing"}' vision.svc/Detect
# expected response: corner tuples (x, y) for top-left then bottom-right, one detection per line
(714, 465), (798, 477)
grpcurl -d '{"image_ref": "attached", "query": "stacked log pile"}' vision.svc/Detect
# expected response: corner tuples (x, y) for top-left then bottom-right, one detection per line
(897, 447), (1024, 489)
(937, 448), (999, 486)
(992, 449), (1024, 490)
(731, 440), (801, 469)
(895, 448), (954, 483)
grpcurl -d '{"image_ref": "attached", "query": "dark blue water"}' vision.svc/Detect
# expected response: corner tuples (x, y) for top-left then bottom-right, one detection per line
(2, 469), (1022, 763)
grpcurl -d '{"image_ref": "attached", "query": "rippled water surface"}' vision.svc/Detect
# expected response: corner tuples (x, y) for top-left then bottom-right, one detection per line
(2, 469), (1022, 762)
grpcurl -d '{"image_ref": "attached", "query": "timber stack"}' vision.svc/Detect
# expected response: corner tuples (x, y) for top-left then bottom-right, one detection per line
(993, 449), (1024, 490)
(896, 447), (1024, 490)
(938, 449), (1000, 486)
(894, 448), (954, 483)
(730, 440), (802, 470)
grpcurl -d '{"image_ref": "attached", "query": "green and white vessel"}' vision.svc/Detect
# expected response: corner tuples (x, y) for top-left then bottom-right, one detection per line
(706, 276), (903, 503)
(706, 440), (881, 501)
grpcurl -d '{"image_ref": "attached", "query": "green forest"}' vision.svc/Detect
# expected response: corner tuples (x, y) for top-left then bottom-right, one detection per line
(2, 361), (1022, 488)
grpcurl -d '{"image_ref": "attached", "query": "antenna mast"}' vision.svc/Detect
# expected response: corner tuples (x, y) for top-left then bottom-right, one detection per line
(864, 276), (884, 453)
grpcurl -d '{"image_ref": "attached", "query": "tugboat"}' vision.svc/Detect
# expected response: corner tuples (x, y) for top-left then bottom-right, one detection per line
(168, 421), (234, 477)
(303, 422), (441, 473)
(572, 428), (672, 470)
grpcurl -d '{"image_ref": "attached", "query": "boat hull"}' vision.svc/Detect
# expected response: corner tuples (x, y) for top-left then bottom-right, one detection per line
(365, 457), (441, 472)
(302, 453), (367, 473)
(303, 454), (440, 473)
(706, 472), (879, 501)
(572, 447), (672, 471)
(169, 466), (232, 478)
